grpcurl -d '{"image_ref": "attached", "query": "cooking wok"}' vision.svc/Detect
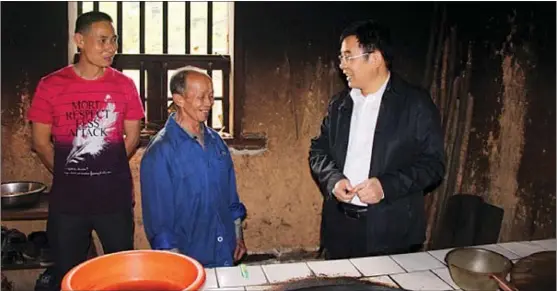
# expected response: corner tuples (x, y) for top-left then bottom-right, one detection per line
(270, 277), (404, 291)
(1, 181), (46, 209)
(511, 251), (556, 291)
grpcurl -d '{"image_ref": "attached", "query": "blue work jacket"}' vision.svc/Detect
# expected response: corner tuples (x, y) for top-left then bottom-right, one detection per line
(140, 113), (246, 267)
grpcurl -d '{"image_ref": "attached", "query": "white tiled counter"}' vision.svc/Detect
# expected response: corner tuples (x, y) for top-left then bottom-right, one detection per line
(200, 238), (556, 290)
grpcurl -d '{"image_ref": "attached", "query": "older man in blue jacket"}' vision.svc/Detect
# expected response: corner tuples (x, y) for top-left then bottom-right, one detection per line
(140, 66), (247, 267)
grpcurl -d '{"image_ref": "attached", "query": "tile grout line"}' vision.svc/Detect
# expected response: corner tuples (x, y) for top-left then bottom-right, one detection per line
(388, 255), (410, 273)
(525, 240), (546, 250)
(476, 244), (520, 260)
(386, 274), (403, 289)
(429, 252), (449, 266)
(525, 240), (554, 251)
(495, 243), (526, 259)
(388, 274), (404, 289)
(425, 251), (446, 265)
(429, 269), (457, 290)
(262, 262), (315, 285)
(304, 261), (318, 278)
(258, 265), (272, 286)
(347, 259), (365, 277)
(214, 268), (221, 289)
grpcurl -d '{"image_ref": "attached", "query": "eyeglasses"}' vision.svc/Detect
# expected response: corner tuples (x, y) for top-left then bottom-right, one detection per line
(338, 53), (370, 63)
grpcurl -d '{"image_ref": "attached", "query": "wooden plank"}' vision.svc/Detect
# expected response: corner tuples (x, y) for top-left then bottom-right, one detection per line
(232, 4), (244, 138)
(116, 1), (123, 54)
(146, 62), (164, 123)
(140, 62), (146, 111)
(222, 69), (230, 133)
(139, 1), (145, 54)
(207, 68), (213, 128)
(115, 54), (230, 70)
(185, 1), (191, 54)
(161, 61), (169, 121)
(162, 1), (168, 54)
(207, 1), (213, 55)
(1, 194), (48, 221)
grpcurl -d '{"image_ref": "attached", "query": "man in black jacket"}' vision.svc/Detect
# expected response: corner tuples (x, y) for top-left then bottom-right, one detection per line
(309, 20), (445, 259)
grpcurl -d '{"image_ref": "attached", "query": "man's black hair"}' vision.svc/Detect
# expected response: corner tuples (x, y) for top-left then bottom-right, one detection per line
(75, 11), (113, 34)
(340, 20), (394, 70)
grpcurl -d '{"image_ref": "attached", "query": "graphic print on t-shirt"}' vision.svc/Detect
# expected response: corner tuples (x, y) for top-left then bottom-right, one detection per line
(26, 66), (146, 214)
(64, 94), (119, 175)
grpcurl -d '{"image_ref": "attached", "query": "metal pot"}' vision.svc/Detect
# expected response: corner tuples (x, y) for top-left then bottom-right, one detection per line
(445, 247), (518, 291)
(1, 181), (46, 209)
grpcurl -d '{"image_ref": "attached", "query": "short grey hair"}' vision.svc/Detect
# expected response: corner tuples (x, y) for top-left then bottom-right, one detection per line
(169, 66), (210, 95)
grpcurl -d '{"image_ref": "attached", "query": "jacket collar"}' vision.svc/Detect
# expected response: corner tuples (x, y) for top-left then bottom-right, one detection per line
(165, 112), (215, 144)
(384, 71), (401, 96)
(338, 71), (402, 111)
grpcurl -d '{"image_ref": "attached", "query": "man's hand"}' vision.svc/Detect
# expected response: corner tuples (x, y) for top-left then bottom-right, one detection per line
(234, 239), (247, 262)
(351, 177), (384, 204)
(332, 179), (356, 202)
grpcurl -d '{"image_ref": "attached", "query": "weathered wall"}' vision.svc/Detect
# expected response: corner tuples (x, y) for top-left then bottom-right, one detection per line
(1, 1), (67, 186)
(453, 3), (556, 242)
(1, 3), (68, 289)
(1, 1), (68, 246)
(232, 2), (433, 251)
(1, 2), (435, 255)
(1, 2), (554, 274)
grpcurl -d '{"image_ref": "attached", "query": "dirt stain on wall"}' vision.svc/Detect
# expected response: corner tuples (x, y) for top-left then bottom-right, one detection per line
(235, 57), (343, 252)
(2, 92), (51, 185)
(486, 55), (527, 241)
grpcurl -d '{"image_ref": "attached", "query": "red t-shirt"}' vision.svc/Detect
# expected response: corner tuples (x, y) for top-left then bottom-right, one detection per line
(27, 65), (145, 214)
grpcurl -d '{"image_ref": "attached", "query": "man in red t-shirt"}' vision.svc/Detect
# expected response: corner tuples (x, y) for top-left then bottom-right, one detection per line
(27, 11), (144, 290)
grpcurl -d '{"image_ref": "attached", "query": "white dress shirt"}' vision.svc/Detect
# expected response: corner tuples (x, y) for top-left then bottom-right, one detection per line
(343, 73), (390, 206)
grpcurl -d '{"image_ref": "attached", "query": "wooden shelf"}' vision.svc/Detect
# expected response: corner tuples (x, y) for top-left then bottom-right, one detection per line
(1, 194), (49, 221)
(2, 260), (50, 271)
(1, 194), (52, 273)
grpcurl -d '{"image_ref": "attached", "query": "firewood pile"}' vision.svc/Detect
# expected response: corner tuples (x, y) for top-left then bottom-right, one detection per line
(422, 3), (476, 248)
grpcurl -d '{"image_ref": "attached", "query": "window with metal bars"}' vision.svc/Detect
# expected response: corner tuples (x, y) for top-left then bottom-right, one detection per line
(71, 1), (233, 134)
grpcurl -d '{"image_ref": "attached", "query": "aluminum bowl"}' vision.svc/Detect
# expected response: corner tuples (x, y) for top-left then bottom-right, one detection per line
(1, 181), (46, 209)
(445, 247), (513, 290)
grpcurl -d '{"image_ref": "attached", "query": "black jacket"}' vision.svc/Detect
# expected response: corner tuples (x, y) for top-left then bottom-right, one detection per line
(309, 73), (445, 253)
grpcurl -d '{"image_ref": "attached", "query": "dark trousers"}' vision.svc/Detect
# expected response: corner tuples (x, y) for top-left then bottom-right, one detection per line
(46, 209), (134, 290)
(322, 201), (422, 260)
